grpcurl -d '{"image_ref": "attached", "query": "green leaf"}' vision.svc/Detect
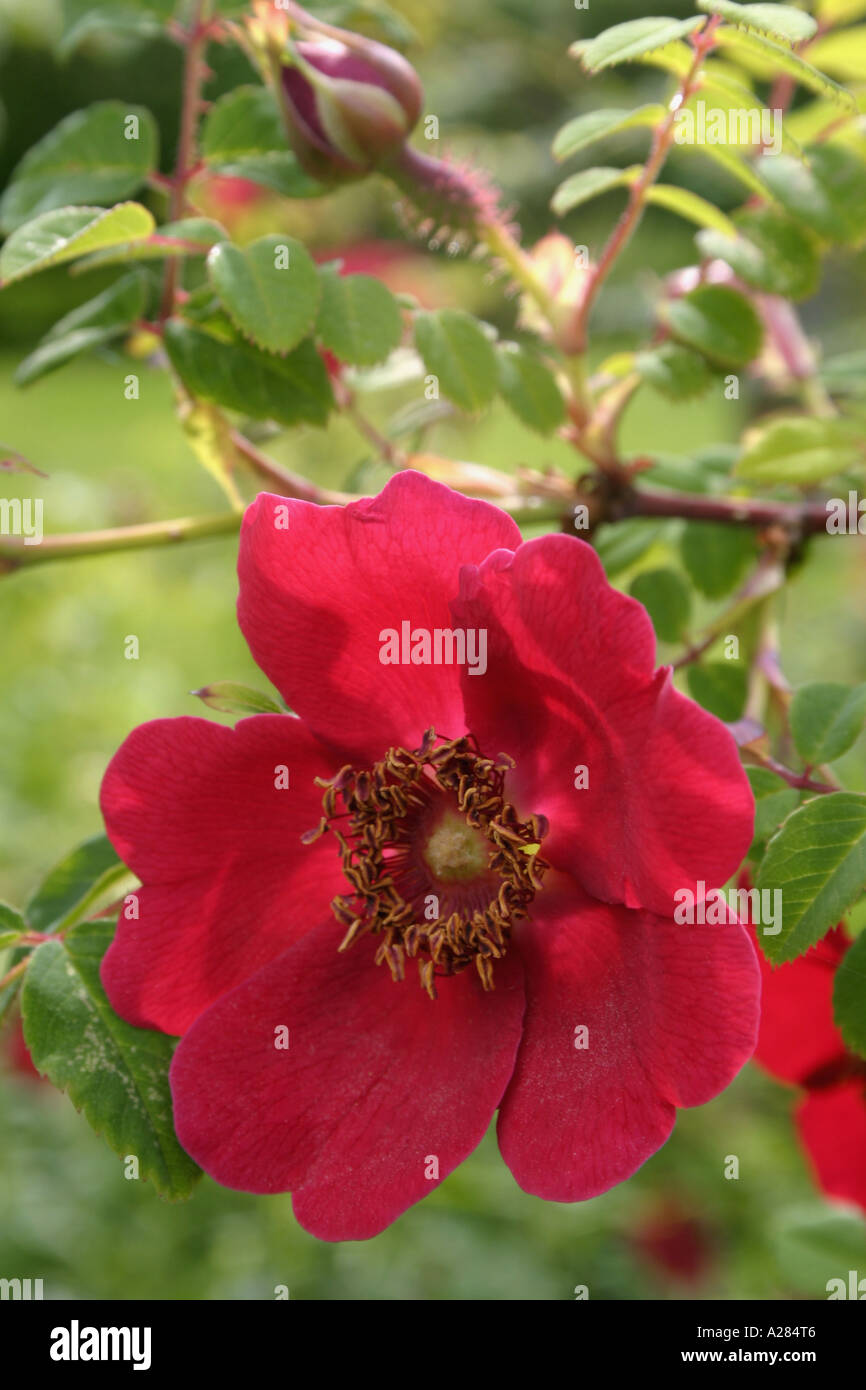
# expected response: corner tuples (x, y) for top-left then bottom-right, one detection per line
(25, 832), (126, 934)
(315, 266), (403, 365)
(663, 285), (763, 369)
(680, 520), (755, 596)
(697, 0), (818, 44)
(790, 682), (866, 765)
(214, 154), (324, 198)
(833, 930), (866, 1059)
(0, 900), (25, 956)
(756, 792), (866, 962)
(641, 452), (717, 493)
(576, 17), (705, 72)
(74, 217), (220, 272)
(0, 905), (28, 1024)
(592, 519), (674, 578)
(552, 104), (664, 160)
(163, 318), (334, 427)
(820, 350), (866, 397)
(735, 415), (863, 485)
(696, 208), (820, 300)
(758, 145), (866, 244)
(817, 0), (866, 22)
(678, 139), (776, 199)
(201, 85), (323, 198)
(773, 1206), (866, 1292)
(0, 102), (158, 232)
(413, 310), (498, 414)
(784, 93), (866, 144)
(56, 9), (165, 60)
(0, 902), (26, 952)
(192, 681), (284, 715)
(207, 234), (321, 355)
(686, 661), (748, 720)
(202, 84), (291, 164)
(14, 327), (124, 387)
(747, 767), (800, 843)
(635, 343), (712, 400)
(629, 567), (691, 642)
(676, 83), (804, 156)
(0, 203), (155, 287)
(69, 217), (227, 274)
(644, 183), (737, 234)
(14, 270), (148, 385)
(495, 344), (566, 434)
(714, 26), (857, 109)
(550, 165), (639, 216)
(21, 922), (201, 1200)
(805, 28), (866, 81)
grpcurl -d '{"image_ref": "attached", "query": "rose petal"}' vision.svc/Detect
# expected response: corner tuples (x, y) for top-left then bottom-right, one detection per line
(100, 714), (344, 1034)
(498, 875), (760, 1200)
(237, 471), (521, 763)
(171, 920), (525, 1240)
(453, 535), (753, 915)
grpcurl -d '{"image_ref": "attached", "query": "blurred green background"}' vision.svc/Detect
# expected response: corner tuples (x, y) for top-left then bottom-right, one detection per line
(1, 0), (866, 1300)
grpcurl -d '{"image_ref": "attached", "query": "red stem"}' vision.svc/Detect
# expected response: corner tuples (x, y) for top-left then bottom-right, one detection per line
(569, 15), (721, 352)
(159, 0), (212, 321)
(617, 487), (830, 536)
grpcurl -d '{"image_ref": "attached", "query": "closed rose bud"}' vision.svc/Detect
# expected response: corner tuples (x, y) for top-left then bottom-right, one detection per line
(280, 32), (422, 183)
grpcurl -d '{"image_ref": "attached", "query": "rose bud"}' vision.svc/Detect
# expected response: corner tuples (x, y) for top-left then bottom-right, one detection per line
(279, 28), (422, 183)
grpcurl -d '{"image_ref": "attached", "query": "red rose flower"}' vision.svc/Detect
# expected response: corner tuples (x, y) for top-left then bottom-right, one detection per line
(100, 472), (758, 1240)
(749, 922), (866, 1213)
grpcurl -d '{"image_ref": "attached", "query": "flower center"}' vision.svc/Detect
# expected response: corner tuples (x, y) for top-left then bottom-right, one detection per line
(305, 730), (549, 996)
(422, 810), (488, 882)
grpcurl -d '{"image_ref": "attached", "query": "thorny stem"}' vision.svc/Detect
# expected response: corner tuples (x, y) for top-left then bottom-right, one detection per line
(569, 15), (721, 353)
(159, 0), (213, 321)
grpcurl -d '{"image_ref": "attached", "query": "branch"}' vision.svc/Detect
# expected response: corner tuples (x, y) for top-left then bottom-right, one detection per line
(230, 432), (351, 502)
(615, 487), (831, 536)
(746, 753), (838, 796)
(0, 511), (241, 572)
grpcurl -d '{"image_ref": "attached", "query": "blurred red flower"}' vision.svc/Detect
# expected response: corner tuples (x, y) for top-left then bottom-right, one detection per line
(750, 922), (866, 1213)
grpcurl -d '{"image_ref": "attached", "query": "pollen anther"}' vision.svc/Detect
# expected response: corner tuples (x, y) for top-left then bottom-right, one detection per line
(312, 730), (549, 996)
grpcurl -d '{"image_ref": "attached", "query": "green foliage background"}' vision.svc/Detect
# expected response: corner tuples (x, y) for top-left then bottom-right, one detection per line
(1, 0), (866, 1299)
